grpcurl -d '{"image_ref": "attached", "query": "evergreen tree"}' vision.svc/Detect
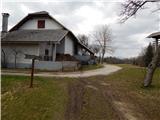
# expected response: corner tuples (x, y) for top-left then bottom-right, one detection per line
(144, 43), (153, 67)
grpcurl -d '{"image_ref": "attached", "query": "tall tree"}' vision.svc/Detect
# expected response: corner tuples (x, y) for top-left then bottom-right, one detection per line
(120, 0), (158, 23)
(144, 43), (154, 67)
(77, 34), (89, 46)
(144, 43), (160, 86)
(89, 44), (101, 63)
(120, 0), (160, 87)
(92, 25), (113, 63)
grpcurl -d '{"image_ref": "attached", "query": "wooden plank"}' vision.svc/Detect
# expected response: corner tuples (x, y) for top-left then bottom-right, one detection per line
(24, 54), (42, 88)
(30, 59), (35, 88)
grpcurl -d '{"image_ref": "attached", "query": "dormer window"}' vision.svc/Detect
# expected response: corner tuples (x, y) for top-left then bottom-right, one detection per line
(37, 20), (45, 28)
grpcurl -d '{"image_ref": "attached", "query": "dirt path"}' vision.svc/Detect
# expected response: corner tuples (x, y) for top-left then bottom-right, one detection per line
(65, 79), (120, 120)
(65, 80), (86, 120)
(65, 78), (145, 120)
(2, 64), (121, 78)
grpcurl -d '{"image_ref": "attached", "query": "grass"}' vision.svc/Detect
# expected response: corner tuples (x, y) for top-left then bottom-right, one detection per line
(81, 64), (104, 71)
(87, 64), (160, 119)
(80, 87), (119, 120)
(1, 64), (160, 120)
(1, 76), (74, 120)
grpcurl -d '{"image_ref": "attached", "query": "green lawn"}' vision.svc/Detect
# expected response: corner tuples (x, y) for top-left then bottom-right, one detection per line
(81, 64), (104, 71)
(1, 76), (74, 120)
(1, 64), (160, 120)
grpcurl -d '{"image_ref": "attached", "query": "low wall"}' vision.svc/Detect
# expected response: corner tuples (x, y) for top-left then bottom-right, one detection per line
(6, 63), (31, 69)
(5, 61), (79, 71)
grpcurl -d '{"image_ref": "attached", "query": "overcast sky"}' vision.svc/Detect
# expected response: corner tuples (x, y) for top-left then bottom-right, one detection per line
(1, 0), (160, 58)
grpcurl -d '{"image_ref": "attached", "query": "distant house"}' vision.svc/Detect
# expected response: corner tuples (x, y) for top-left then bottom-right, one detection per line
(1, 11), (94, 70)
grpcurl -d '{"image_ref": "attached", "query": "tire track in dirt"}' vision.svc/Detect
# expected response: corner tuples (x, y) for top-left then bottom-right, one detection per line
(65, 79), (87, 120)
(65, 79), (121, 120)
(99, 81), (145, 120)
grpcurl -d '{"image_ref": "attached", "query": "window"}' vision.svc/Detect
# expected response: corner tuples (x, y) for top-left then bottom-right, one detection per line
(45, 49), (49, 56)
(44, 49), (49, 61)
(37, 20), (45, 28)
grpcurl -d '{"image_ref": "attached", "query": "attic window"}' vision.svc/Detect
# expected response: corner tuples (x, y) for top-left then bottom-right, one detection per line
(37, 20), (45, 28)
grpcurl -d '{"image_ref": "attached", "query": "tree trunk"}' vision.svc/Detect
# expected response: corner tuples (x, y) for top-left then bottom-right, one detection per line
(102, 51), (105, 64)
(99, 52), (102, 63)
(144, 44), (160, 87)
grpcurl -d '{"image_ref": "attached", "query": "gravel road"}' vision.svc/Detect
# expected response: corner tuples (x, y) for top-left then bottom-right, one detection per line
(2, 64), (121, 78)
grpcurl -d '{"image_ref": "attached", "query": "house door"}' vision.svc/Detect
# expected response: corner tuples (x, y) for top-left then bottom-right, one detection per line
(44, 49), (50, 61)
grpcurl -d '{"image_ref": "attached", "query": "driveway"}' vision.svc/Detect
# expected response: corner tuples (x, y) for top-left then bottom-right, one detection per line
(2, 64), (121, 78)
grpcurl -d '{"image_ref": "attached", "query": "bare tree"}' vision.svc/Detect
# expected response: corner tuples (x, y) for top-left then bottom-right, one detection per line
(120, 0), (160, 87)
(11, 48), (23, 68)
(77, 34), (89, 46)
(89, 44), (101, 62)
(90, 44), (101, 55)
(120, 0), (158, 23)
(92, 25), (113, 63)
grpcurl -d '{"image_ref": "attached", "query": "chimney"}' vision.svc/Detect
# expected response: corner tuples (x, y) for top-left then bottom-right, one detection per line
(2, 13), (9, 33)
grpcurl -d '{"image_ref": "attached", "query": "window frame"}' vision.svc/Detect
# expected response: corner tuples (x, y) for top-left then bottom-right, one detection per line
(45, 49), (49, 56)
(37, 20), (45, 29)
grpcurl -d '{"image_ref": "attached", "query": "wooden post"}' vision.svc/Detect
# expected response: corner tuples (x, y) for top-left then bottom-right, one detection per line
(25, 54), (42, 88)
(30, 58), (35, 88)
(52, 43), (57, 61)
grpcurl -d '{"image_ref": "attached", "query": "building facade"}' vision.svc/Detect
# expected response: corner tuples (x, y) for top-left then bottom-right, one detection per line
(1, 11), (94, 69)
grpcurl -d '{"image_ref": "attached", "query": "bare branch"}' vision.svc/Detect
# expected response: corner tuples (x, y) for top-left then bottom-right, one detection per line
(120, 0), (158, 23)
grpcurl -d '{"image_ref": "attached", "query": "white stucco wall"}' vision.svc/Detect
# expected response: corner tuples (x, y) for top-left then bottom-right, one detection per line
(77, 46), (83, 55)
(19, 17), (63, 30)
(39, 42), (53, 57)
(1, 44), (39, 65)
(64, 35), (74, 55)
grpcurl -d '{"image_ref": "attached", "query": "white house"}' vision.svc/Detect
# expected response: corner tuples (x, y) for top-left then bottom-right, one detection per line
(1, 11), (94, 70)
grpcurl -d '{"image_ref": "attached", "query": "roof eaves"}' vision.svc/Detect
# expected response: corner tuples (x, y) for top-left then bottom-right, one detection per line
(9, 11), (69, 32)
(68, 31), (94, 54)
(9, 15), (29, 32)
(57, 31), (69, 43)
(147, 32), (160, 39)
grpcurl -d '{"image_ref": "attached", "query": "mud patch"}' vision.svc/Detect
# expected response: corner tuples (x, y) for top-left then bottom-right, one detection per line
(113, 101), (140, 120)
(100, 82), (110, 86)
(86, 85), (98, 90)
(104, 90), (144, 120)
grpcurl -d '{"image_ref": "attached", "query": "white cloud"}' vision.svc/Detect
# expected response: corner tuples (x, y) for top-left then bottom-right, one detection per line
(74, 5), (118, 34)
(1, 1), (158, 58)
(20, 4), (33, 14)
